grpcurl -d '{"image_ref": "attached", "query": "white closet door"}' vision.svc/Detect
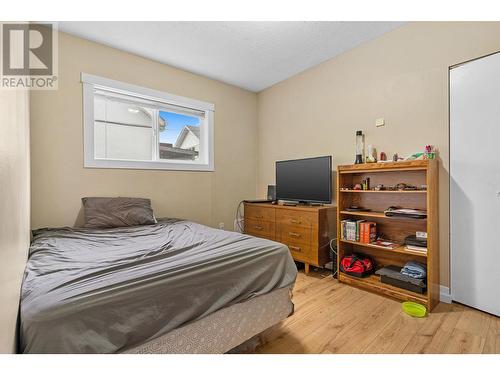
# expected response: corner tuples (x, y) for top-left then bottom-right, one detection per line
(450, 52), (500, 316)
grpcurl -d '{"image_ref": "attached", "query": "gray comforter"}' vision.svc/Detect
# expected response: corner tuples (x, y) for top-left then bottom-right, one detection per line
(20, 219), (297, 353)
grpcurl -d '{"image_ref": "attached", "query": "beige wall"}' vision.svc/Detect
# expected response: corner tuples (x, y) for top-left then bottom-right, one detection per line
(0, 89), (30, 353)
(30, 23), (500, 288)
(257, 22), (500, 287)
(30, 31), (258, 230)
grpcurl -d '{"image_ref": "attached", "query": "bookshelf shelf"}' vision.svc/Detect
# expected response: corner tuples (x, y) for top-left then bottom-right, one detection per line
(339, 190), (426, 194)
(338, 272), (428, 305)
(339, 210), (427, 221)
(339, 239), (427, 257)
(336, 160), (439, 311)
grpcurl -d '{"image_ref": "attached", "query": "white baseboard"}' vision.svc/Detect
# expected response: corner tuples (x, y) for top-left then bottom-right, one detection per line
(440, 285), (452, 304)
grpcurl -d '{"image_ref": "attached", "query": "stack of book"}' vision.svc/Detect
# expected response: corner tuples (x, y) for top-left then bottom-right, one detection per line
(404, 233), (427, 254)
(341, 219), (376, 243)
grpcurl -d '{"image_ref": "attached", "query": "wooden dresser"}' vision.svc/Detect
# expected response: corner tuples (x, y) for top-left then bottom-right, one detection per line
(243, 202), (337, 274)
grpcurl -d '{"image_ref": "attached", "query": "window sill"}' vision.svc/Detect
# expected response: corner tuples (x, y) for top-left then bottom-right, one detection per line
(84, 158), (215, 172)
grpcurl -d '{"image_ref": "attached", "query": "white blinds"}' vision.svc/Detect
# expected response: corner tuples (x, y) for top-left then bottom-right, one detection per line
(94, 88), (206, 119)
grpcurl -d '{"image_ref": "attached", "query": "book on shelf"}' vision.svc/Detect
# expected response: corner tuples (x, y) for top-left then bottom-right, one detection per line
(355, 219), (365, 242)
(405, 245), (428, 253)
(404, 234), (427, 249)
(384, 207), (427, 219)
(416, 231), (428, 239)
(370, 239), (401, 249)
(341, 219), (376, 243)
(360, 221), (376, 243)
(341, 219), (359, 241)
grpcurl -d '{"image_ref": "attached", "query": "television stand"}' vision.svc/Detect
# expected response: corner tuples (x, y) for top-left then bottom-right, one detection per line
(243, 202), (336, 274)
(281, 201), (324, 207)
(302, 202), (323, 206)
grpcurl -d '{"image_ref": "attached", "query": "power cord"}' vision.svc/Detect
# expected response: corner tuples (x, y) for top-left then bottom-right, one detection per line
(329, 238), (338, 277)
(234, 200), (245, 232)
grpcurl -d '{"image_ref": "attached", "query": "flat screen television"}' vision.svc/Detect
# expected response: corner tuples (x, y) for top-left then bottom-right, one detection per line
(276, 156), (332, 204)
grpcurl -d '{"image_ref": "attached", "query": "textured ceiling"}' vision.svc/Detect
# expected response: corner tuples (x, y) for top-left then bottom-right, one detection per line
(58, 21), (404, 92)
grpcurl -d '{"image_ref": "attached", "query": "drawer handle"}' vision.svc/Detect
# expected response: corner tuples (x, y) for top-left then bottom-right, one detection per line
(289, 245), (301, 252)
(255, 215), (264, 219)
(289, 232), (301, 238)
(254, 225), (263, 230)
(291, 219), (302, 224)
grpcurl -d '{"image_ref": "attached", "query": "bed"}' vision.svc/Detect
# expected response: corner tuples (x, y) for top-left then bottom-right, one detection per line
(20, 218), (297, 354)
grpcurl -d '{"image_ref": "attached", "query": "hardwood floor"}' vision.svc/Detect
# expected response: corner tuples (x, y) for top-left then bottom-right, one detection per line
(253, 269), (500, 354)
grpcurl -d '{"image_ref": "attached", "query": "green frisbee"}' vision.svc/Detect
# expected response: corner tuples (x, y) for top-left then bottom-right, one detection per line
(402, 301), (427, 318)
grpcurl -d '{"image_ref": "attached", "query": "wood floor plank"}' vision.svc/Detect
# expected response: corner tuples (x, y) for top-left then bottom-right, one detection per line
(257, 279), (361, 353)
(253, 270), (500, 354)
(402, 303), (457, 354)
(294, 289), (380, 353)
(483, 316), (500, 354)
(325, 298), (400, 353)
(442, 329), (486, 354)
(364, 312), (422, 353)
(454, 306), (492, 337)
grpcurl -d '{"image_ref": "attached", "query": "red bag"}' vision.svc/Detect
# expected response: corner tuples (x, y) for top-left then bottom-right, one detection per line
(340, 254), (374, 278)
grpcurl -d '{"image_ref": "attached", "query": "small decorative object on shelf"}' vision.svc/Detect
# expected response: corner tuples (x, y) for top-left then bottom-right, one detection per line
(371, 238), (401, 249)
(355, 130), (364, 164)
(345, 205), (370, 212)
(405, 152), (424, 160)
(380, 151), (387, 161)
(424, 145), (436, 159)
(361, 177), (370, 190)
(366, 145), (377, 163)
(395, 183), (419, 191)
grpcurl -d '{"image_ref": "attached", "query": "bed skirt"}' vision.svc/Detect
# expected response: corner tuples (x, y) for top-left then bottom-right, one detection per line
(122, 286), (293, 354)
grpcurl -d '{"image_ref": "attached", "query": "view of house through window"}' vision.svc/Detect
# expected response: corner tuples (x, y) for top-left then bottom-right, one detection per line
(93, 90), (203, 163)
(158, 111), (201, 161)
(94, 93), (155, 161)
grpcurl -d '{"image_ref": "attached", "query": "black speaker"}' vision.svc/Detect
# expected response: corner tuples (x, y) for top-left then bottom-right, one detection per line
(267, 185), (276, 201)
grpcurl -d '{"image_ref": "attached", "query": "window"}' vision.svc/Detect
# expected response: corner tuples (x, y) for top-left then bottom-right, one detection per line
(82, 73), (214, 171)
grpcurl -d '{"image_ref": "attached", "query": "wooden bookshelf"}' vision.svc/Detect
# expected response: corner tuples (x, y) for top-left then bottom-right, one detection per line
(336, 160), (439, 311)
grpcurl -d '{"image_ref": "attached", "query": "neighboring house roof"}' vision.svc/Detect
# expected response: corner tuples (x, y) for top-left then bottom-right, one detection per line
(159, 143), (198, 160)
(174, 125), (200, 148)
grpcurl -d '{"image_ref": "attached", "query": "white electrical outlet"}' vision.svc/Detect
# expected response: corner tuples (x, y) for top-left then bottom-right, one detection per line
(218, 222), (225, 230)
(375, 118), (385, 127)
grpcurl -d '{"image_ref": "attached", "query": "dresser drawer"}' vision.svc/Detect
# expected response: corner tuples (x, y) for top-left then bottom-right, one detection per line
(244, 218), (275, 240)
(285, 241), (311, 262)
(276, 224), (312, 245)
(276, 210), (316, 227)
(244, 205), (275, 221)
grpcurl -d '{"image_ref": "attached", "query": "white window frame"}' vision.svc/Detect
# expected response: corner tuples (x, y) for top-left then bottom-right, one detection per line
(81, 73), (215, 171)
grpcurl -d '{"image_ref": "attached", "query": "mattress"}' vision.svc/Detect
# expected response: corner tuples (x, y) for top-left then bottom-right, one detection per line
(20, 219), (297, 353)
